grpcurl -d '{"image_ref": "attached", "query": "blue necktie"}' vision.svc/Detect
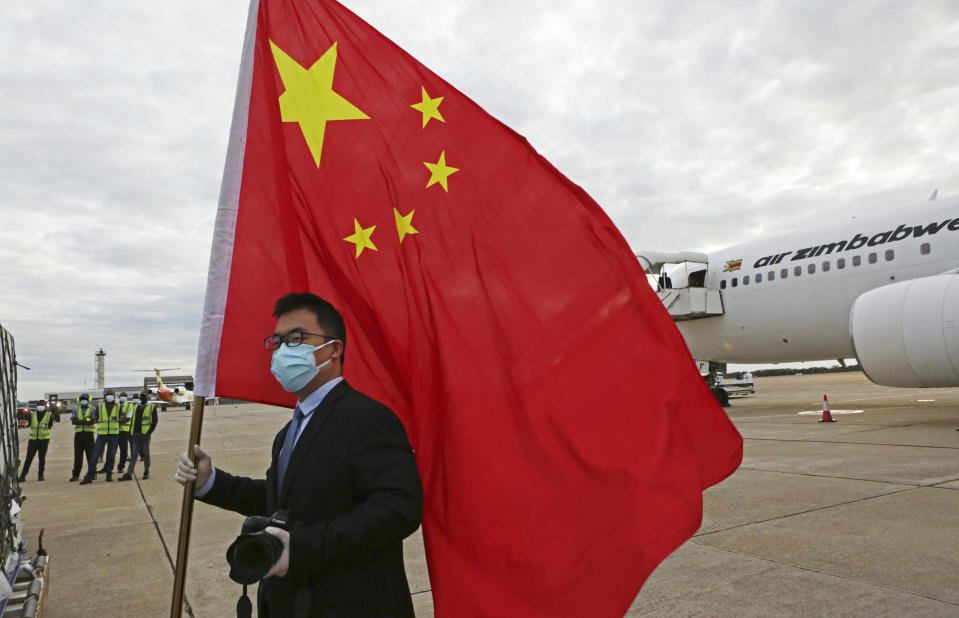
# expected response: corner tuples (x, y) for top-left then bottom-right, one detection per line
(276, 406), (305, 491)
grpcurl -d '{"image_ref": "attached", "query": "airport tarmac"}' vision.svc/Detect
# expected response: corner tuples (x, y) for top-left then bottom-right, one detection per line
(16, 371), (959, 617)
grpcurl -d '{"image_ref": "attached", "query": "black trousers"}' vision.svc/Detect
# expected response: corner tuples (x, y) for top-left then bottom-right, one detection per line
(117, 431), (130, 468)
(20, 439), (49, 477)
(73, 432), (95, 479)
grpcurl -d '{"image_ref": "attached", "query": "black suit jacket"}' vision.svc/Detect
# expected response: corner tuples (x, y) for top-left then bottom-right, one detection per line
(201, 380), (423, 617)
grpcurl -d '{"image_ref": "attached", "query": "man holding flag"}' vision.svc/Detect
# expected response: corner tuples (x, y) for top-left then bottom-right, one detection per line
(176, 292), (423, 616)
(174, 0), (742, 615)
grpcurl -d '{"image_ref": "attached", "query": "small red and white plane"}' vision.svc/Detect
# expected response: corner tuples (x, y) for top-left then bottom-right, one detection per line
(136, 368), (194, 406)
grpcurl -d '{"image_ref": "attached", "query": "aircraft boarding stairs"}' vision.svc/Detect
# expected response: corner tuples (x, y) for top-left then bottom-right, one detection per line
(634, 251), (724, 321)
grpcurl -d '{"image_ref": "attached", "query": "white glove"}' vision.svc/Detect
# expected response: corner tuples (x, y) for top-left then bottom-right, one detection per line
(173, 444), (212, 488)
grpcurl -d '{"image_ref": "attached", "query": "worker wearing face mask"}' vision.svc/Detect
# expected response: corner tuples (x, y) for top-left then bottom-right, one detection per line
(70, 394), (96, 482)
(119, 392), (158, 481)
(19, 401), (53, 482)
(81, 389), (121, 484)
(116, 392), (134, 473)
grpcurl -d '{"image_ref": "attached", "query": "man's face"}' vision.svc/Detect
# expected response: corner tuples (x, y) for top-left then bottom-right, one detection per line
(272, 308), (341, 384)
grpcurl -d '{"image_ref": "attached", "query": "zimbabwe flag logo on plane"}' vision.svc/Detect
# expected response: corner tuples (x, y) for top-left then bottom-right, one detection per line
(723, 259), (743, 272)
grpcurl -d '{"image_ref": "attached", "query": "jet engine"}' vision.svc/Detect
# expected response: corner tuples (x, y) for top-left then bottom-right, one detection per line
(850, 275), (959, 387)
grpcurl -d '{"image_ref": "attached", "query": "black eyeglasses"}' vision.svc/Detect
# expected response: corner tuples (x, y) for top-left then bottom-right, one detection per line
(263, 330), (334, 351)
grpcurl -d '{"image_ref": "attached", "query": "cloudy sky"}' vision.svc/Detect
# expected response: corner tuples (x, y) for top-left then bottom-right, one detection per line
(3, 0), (958, 399)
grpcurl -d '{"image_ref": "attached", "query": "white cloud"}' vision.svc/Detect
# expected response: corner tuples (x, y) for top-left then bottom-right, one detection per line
(3, 0), (959, 397)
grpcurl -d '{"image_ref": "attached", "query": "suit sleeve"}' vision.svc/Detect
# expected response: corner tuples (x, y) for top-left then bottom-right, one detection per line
(199, 467), (271, 518)
(288, 404), (423, 572)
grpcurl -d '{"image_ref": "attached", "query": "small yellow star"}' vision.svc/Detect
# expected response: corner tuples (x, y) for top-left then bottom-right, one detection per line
(394, 208), (419, 243)
(410, 87), (445, 128)
(424, 151), (459, 192)
(343, 218), (377, 258)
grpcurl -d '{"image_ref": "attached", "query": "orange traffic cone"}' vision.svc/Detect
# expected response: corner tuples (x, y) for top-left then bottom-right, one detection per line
(819, 394), (836, 423)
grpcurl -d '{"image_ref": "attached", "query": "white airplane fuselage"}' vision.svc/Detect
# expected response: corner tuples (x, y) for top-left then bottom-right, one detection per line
(674, 197), (959, 364)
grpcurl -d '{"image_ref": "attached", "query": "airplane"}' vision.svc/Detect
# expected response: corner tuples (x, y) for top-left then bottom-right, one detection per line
(635, 193), (959, 388)
(134, 368), (194, 408)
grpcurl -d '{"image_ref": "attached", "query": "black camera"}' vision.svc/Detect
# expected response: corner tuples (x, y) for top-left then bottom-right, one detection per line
(226, 510), (292, 585)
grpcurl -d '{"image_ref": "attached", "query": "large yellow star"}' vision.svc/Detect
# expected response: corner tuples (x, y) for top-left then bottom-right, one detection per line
(394, 208), (419, 243)
(270, 40), (369, 168)
(424, 151), (459, 192)
(410, 87), (445, 128)
(343, 219), (377, 258)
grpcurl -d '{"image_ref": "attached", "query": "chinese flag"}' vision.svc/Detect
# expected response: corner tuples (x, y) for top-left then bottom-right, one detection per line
(196, 1), (742, 616)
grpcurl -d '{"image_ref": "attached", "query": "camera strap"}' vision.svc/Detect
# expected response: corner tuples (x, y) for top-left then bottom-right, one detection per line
(235, 585), (252, 618)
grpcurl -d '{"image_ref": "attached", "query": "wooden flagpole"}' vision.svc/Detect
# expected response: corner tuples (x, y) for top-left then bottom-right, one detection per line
(170, 396), (206, 617)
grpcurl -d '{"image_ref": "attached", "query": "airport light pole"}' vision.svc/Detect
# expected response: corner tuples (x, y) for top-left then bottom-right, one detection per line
(170, 396), (206, 618)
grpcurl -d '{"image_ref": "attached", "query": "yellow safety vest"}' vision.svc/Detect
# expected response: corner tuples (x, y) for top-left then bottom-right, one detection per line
(96, 402), (121, 436)
(134, 403), (156, 434)
(29, 410), (51, 440)
(119, 401), (135, 432)
(75, 405), (94, 433)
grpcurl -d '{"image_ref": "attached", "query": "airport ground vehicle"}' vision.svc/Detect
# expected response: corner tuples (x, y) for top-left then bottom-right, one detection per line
(2, 323), (52, 613)
(15, 406), (29, 428)
(722, 375), (756, 398)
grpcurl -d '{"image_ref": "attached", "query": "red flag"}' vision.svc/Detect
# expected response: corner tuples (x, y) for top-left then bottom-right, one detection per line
(197, 1), (742, 615)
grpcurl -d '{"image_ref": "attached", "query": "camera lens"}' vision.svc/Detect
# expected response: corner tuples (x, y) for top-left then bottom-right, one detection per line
(235, 539), (272, 575)
(227, 532), (284, 585)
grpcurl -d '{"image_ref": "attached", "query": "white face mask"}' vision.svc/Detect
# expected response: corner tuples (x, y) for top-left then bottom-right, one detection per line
(270, 339), (337, 393)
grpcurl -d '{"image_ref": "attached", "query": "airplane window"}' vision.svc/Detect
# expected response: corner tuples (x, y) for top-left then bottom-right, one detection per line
(852, 255), (861, 266)
(768, 270), (775, 281)
(794, 266), (801, 277)
(837, 258), (845, 269)
(920, 243), (931, 255)
(743, 275), (750, 285)
(755, 273), (762, 283)
(868, 252), (877, 264)
(781, 268), (788, 279)
(885, 249), (894, 261)
(720, 279), (727, 289)
(808, 263), (816, 274)
(822, 261), (830, 272)
(731, 277), (738, 287)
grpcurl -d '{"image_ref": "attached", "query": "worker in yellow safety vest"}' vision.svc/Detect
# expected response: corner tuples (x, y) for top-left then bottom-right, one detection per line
(81, 389), (122, 484)
(119, 392), (159, 481)
(71, 394), (96, 482)
(19, 401), (54, 482)
(116, 392), (134, 473)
